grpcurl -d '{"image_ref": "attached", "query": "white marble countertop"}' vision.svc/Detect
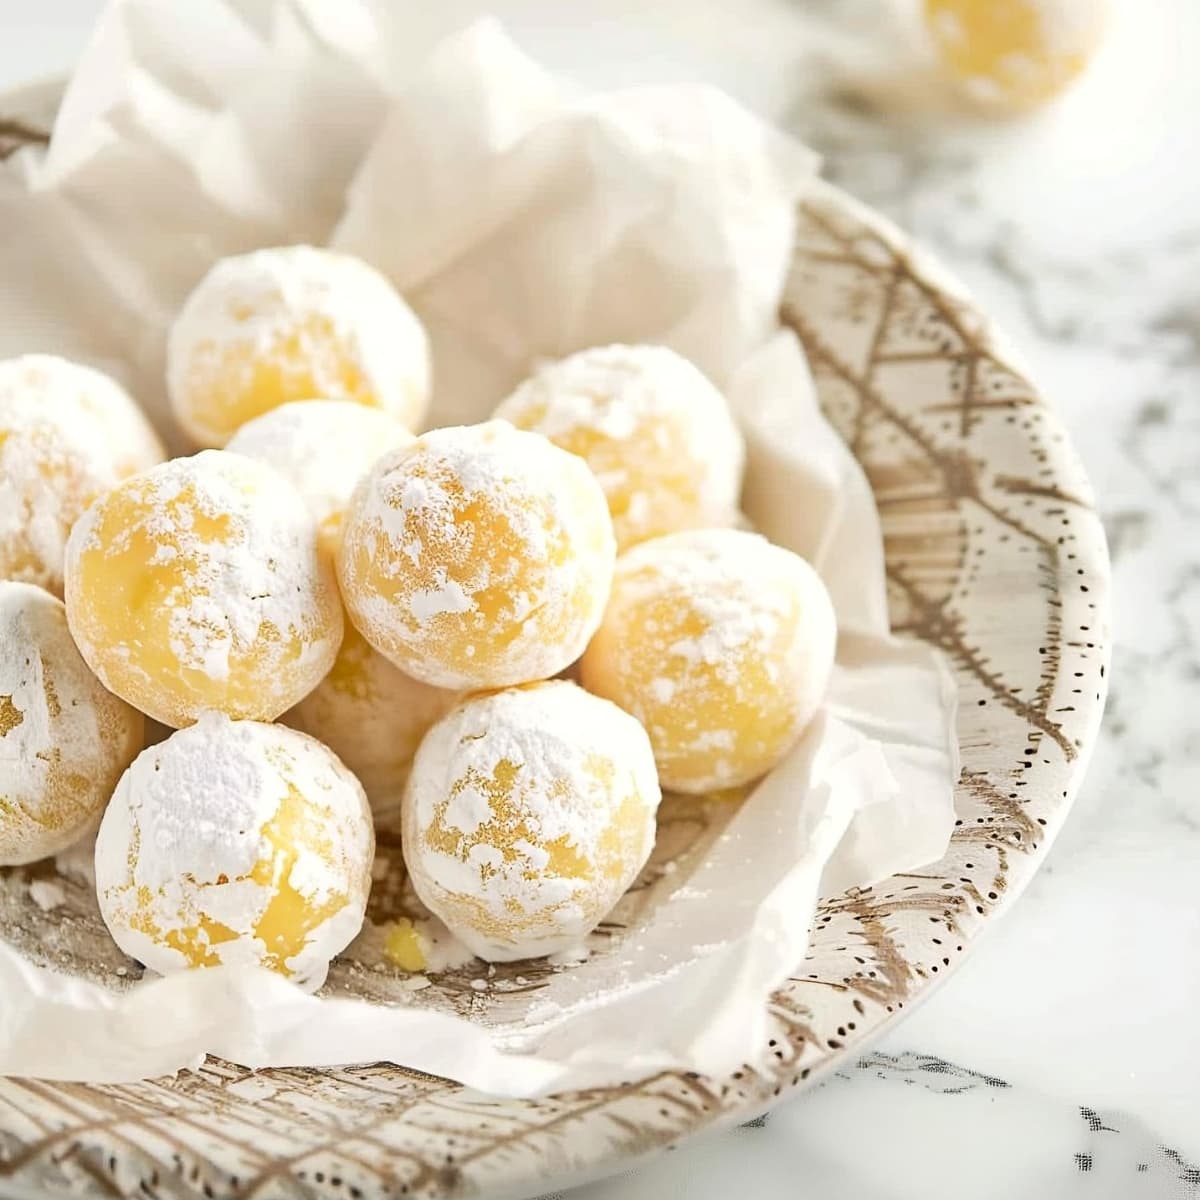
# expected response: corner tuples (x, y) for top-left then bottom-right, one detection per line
(2, 1), (1196, 1197)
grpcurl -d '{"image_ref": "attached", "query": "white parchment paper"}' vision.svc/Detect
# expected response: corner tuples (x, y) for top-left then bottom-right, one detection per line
(0, 0), (958, 1093)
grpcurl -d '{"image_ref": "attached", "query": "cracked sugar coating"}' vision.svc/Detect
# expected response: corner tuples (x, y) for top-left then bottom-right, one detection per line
(285, 622), (460, 831)
(401, 680), (661, 962)
(925, 0), (1107, 110)
(94, 714), (374, 990)
(226, 399), (415, 554)
(64, 450), (343, 729)
(338, 421), (616, 690)
(167, 246), (431, 448)
(495, 344), (746, 552)
(580, 529), (837, 793)
(0, 355), (165, 595)
(0, 582), (143, 866)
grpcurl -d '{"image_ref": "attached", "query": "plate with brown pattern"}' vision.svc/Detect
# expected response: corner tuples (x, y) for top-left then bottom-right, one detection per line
(0, 78), (1110, 1200)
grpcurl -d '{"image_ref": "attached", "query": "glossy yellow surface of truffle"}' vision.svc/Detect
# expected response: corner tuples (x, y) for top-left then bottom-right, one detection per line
(401, 681), (661, 962)
(580, 529), (836, 793)
(167, 246), (430, 448)
(337, 421), (616, 690)
(64, 450), (342, 728)
(0, 582), (144, 866)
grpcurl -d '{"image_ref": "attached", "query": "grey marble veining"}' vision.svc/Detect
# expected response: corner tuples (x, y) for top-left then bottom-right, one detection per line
(549, 1053), (1199, 1200)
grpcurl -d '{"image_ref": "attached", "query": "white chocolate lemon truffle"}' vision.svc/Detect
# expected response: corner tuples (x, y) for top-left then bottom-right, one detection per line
(0, 582), (143, 866)
(95, 714), (373, 989)
(0, 355), (164, 594)
(167, 246), (430, 448)
(285, 623), (459, 830)
(401, 680), (661, 962)
(495, 344), (746, 551)
(338, 421), (616, 691)
(580, 529), (836, 793)
(64, 450), (343, 728)
(226, 399), (415, 554)
(925, 0), (1108, 111)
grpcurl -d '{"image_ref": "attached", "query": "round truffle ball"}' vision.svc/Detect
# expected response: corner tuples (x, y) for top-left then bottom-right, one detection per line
(495, 344), (745, 552)
(64, 450), (343, 728)
(0, 582), (144, 866)
(95, 714), (373, 989)
(338, 420), (616, 690)
(167, 246), (430, 448)
(401, 680), (661, 962)
(925, 0), (1108, 110)
(285, 623), (459, 830)
(0, 354), (164, 594)
(580, 529), (836, 793)
(226, 399), (415, 554)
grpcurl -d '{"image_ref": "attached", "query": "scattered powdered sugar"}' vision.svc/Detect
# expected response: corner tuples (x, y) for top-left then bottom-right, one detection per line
(94, 714), (374, 992)
(414, 916), (476, 972)
(340, 421), (615, 689)
(0, 354), (164, 594)
(226, 400), (415, 541)
(402, 681), (660, 961)
(409, 576), (473, 624)
(546, 942), (592, 966)
(0, 582), (143, 866)
(65, 450), (342, 726)
(494, 343), (745, 549)
(27, 878), (67, 912)
(167, 246), (431, 444)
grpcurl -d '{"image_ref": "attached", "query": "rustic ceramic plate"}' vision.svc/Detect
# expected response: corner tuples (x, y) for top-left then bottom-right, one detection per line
(0, 80), (1110, 1200)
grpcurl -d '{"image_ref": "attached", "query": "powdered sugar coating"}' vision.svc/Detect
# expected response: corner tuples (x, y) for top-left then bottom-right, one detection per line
(402, 681), (660, 962)
(64, 450), (343, 728)
(226, 400), (415, 552)
(95, 714), (374, 990)
(0, 355), (165, 594)
(285, 623), (460, 831)
(495, 344), (746, 551)
(167, 246), (431, 448)
(581, 528), (837, 792)
(338, 421), (616, 690)
(0, 582), (143, 866)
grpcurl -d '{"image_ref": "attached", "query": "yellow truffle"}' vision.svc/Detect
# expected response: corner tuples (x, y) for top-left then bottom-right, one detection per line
(580, 529), (836, 793)
(383, 918), (429, 972)
(925, 0), (1108, 110)
(401, 680), (661, 962)
(0, 582), (144, 866)
(495, 344), (746, 551)
(226, 399), (415, 555)
(285, 622), (459, 830)
(94, 714), (374, 990)
(167, 246), (430, 448)
(0, 354), (164, 594)
(338, 421), (616, 690)
(64, 450), (343, 728)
